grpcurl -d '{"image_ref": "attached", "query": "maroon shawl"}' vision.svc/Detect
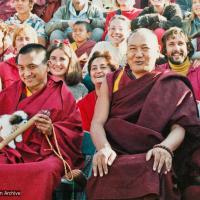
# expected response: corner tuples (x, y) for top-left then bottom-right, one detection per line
(0, 76), (83, 200)
(75, 40), (96, 59)
(87, 67), (200, 199)
(0, 57), (20, 89)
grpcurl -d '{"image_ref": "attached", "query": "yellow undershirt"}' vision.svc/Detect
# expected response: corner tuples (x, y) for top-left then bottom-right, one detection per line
(169, 57), (191, 76)
(25, 87), (32, 97)
(113, 68), (125, 93)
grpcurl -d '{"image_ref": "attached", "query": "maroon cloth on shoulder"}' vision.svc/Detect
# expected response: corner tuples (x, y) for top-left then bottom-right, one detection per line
(87, 67), (200, 200)
(0, 0), (15, 21)
(0, 57), (20, 89)
(157, 62), (200, 101)
(75, 40), (96, 58)
(32, 0), (61, 22)
(0, 76), (83, 200)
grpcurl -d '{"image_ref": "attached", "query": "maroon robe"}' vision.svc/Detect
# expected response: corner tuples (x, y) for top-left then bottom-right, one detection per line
(0, 76), (83, 200)
(0, 57), (20, 89)
(75, 40), (96, 58)
(157, 62), (200, 101)
(87, 66), (200, 200)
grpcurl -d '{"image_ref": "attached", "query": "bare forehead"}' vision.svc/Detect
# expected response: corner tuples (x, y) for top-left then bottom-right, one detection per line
(166, 33), (187, 42)
(128, 32), (158, 46)
(18, 51), (45, 66)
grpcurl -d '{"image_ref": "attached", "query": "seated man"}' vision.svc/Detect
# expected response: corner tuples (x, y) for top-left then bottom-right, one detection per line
(0, 43), (83, 200)
(158, 27), (200, 101)
(45, 0), (105, 42)
(87, 28), (200, 200)
(5, 0), (47, 46)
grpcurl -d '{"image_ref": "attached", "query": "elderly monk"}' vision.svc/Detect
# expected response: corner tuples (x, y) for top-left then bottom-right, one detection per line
(0, 43), (83, 200)
(87, 28), (200, 200)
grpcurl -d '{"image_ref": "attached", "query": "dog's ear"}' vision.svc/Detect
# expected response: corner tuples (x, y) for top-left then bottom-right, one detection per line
(9, 114), (24, 125)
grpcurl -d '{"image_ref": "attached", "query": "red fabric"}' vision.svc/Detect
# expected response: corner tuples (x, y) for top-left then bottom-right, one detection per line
(154, 28), (165, 50)
(102, 8), (142, 40)
(75, 40), (96, 58)
(0, 47), (15, 62)
(0, 76), (83, 200)
(0, 0), (15, 21)
(0, 57), (20, 89)
(32, 0), (61, 22)
(183, 186), (200, 200)
(157, 63), (200, 101)
(77, 91), (96, 132)
(87, 67), (200, 199)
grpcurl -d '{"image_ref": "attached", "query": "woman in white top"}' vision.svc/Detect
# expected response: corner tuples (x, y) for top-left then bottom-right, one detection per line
(83, 15), (131, 76)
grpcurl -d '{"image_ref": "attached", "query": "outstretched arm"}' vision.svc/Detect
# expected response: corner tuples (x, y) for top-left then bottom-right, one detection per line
(90, 80), (117, 177)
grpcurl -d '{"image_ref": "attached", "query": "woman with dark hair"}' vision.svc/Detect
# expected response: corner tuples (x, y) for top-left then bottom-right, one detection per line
(77, 51), (116, 132)
(47, 40), (88, 101)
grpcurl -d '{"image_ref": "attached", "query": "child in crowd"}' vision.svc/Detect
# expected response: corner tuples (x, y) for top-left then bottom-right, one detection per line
(48, 40), (88, 100)
(71, 21), (96, 68)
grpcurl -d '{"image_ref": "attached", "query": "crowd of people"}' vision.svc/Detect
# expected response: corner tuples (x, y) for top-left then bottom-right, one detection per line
(0, 0), (200, 200)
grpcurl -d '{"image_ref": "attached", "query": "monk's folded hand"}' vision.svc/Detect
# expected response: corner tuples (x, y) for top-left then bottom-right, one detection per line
(146, 147), (172, 174)
(34, 114), (53, 136)
(92, 145), (116, 177)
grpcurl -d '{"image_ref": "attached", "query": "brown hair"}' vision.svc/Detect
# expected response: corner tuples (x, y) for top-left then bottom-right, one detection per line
(87, 51), (117, 75)
(47, 42), (82, 86)
(162, 27), (194, 58)
(12, 24), (38, 47)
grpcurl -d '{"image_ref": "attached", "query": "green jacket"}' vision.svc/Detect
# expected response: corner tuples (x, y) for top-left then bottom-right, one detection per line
(45, 1), (105, 35)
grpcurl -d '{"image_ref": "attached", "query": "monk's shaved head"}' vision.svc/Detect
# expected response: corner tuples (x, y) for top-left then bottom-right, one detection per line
(127, 28), (160, 77)
(128, 28), (159, 49)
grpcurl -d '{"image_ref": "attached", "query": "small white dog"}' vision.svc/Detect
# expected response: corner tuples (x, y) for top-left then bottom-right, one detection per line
(0, 111), (28, 149)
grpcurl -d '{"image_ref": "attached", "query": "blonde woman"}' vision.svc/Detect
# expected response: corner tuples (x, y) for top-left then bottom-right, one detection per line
(182, 0), (200, 60)
(0, 24), (38, 90)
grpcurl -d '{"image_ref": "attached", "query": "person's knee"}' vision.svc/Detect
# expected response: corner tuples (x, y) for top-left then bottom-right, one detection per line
(91, 28), (104, 42)
(50, 30), (65, 41)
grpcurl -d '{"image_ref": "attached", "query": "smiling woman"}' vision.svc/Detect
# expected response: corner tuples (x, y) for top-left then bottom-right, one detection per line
(0, 24), (38, 91)
(47, 41), (88, 100)
(77, 51), (116, 132)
